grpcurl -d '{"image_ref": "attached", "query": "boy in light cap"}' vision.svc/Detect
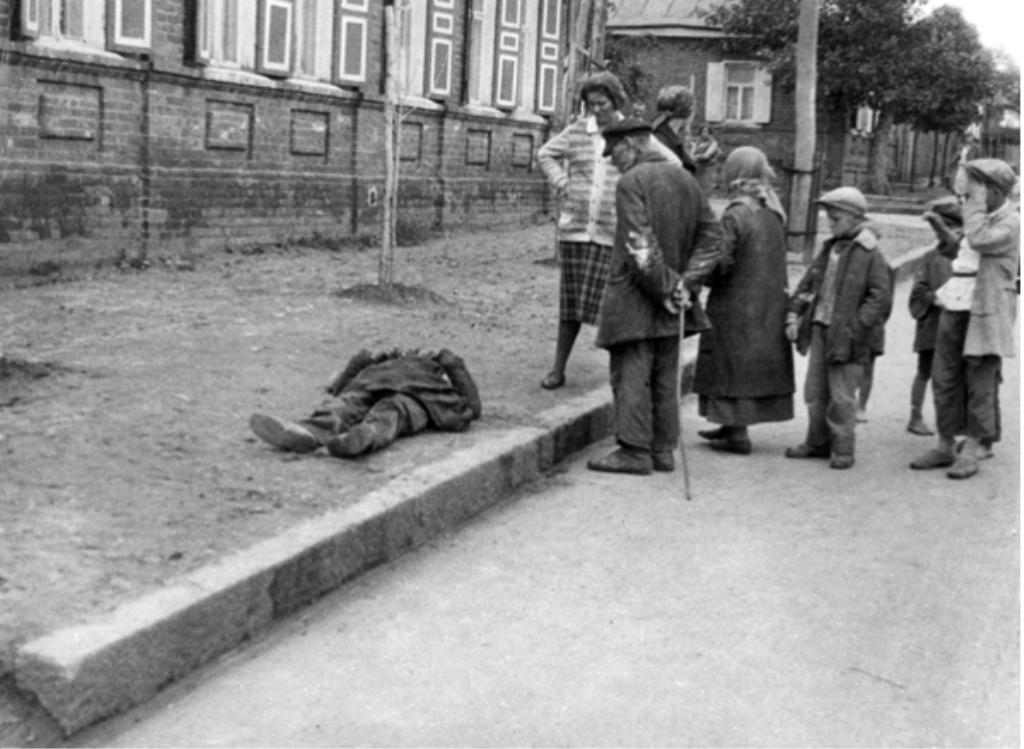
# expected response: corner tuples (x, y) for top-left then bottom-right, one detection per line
(911, 158), (1019, 479)
(784, 187), (893, 469)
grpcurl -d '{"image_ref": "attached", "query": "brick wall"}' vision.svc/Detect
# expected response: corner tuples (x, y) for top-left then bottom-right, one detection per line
(0, 0), (555, 283)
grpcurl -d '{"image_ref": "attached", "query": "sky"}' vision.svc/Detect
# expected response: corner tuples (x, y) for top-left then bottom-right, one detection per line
(925, 0), (1023, 68)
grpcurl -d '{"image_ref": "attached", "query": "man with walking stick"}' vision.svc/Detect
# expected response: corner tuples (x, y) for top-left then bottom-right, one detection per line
(587, 118), (722, 477)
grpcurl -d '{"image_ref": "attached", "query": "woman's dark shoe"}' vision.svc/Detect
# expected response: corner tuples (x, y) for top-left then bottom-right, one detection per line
(708, 437), (752, 455)
(540, 371), (566, 390)
(697, 426), (730, 441)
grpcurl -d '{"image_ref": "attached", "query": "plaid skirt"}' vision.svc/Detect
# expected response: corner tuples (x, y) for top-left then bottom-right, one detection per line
(559, 241), (612, 325)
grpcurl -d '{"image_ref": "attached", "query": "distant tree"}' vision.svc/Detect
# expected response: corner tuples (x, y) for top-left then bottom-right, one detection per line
(900, 7), (994, 134)
(702, 0), (991, 194)
(605, 34), (661, 115)
(988, 48), (1021, 105)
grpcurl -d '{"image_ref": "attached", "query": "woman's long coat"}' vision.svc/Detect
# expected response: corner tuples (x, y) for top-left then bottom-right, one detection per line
(693, 200), (795, 399)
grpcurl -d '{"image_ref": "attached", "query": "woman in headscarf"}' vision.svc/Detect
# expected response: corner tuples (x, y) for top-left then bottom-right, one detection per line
(536, 72), (627, 390)
(692, 146), (795, 454)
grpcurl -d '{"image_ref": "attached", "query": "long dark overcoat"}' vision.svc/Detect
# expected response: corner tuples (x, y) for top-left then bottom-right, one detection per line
(693, 200), (794, 399)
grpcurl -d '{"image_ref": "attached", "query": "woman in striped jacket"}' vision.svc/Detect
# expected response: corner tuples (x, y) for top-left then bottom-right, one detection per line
(536, 72), (627, 390)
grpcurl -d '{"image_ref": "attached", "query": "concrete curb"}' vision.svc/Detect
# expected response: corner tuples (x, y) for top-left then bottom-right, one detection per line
(4, 246), (928, 744)
(5, 389), (616, 741)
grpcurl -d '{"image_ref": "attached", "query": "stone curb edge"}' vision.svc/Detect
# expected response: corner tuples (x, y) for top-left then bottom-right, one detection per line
(1, 247), (929, 746)
(3, 388), (617, 743)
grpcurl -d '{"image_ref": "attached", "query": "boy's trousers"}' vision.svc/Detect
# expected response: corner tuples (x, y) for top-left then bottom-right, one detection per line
(804, 323), (862, 457)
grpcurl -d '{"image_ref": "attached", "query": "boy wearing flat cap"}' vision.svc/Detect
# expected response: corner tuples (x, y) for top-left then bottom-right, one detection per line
(911, 158), (1019, 479)
(587, 118), (723, 475)
(785, 187), (893, 469)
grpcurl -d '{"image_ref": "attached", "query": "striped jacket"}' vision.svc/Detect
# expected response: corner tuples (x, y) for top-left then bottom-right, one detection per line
(537, 116), (620, 247)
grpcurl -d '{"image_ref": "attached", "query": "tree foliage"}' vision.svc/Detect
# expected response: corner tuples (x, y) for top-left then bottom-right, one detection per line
(702, 0), (996, 129)
(605, 34), (662, 113)
(701, 0), (1003, 192)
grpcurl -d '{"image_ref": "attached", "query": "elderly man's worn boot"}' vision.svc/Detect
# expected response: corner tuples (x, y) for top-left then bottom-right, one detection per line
(587, 446), (652, 475)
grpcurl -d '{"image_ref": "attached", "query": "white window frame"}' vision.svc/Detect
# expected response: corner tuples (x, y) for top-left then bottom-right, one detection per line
(294, 0), (333, 79)
(195, 0), (242, 68)
(20, 0), (134, 51)
(396, 0), (426, 98)
(107, 0), (152, 53)
(466, 0), (496, 106)
(705, 60), (772, 125)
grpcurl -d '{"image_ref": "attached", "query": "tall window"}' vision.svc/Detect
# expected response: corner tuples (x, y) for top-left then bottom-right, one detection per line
(466, 0), (493, 105)
(18, 0), (147, 52)
(335, 0), (369, 85)
(725, 63), (756, 122)
(197, 0), (242, 67)
(396, 0), (426, 97)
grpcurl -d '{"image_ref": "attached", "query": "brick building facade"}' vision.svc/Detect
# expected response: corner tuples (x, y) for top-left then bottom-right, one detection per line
(0, 0), (565, 281)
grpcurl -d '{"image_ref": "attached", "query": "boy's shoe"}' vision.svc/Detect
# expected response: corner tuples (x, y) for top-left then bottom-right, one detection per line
(249, 414), (320, 453)
(326, 423), (375, 458)
(956, 439), (994, 460)
(910, 448), (955, 470)
(587, 447), (652, 475)
(830, 454), (855, 470)
(652, 450), (675, 472)
(784, 443), (830, 459)
(947, 456), (979, 479)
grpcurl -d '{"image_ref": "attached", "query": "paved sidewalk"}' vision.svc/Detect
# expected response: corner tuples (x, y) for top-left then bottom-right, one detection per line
(2, 218), (939, 747)
(74, 280), (1019, 746)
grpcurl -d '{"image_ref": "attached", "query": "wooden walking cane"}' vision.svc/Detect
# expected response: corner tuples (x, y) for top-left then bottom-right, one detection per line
(678, 285), (693, 501)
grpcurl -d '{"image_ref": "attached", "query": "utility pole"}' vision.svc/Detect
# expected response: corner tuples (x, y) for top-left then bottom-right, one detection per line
(381, 0), (398, 286)
(788, 0), (819, 261)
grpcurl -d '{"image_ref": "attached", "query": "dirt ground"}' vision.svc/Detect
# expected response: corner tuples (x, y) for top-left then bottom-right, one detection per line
(0, 213), (932, 675)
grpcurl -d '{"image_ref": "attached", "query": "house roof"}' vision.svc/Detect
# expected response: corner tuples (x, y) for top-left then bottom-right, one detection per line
(606, 0), (726, 36)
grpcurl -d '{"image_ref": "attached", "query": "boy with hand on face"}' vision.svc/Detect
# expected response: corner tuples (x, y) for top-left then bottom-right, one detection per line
(911, 159), (1019, 479)
(784, 187), (893, 469)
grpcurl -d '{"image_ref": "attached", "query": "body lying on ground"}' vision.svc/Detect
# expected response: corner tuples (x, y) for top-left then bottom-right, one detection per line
(250, 348), (482, 459)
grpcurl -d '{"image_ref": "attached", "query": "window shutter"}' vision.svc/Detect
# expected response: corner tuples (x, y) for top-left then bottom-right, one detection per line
(493, 0), (522, 110)
(19, 0), (41, 39)
(535, 0), (560, 114)
(106, 0), (152, 53)
(335, 0), (369, 85)
(753, 66), (772, 124)
(257, 0), (294, 77)
(705, 62), (725, 122)
(426, 0), (455, 98)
